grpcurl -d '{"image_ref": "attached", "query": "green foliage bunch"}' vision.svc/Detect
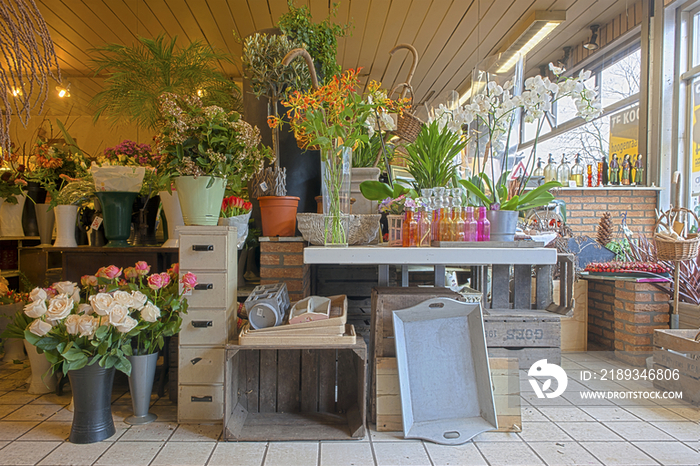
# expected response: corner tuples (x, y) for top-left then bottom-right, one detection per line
(403, 120), (467, 190)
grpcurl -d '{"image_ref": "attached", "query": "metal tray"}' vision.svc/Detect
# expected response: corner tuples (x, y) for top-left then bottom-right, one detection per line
(393, 298), (497, 445)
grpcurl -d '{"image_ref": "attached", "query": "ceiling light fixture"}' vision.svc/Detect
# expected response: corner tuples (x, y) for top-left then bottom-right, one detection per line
(55, 83), (71, 98)
(494, 10), (566, 74)
(583, 25), (599, 51)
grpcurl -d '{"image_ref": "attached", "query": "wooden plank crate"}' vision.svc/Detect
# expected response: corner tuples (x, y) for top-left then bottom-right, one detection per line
(376, 357), (521, 432)
(652, 329), (700, 406)
(223, 340), (367, 441)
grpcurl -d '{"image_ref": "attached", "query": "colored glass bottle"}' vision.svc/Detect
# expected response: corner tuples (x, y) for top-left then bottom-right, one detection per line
(477, 206), (490, 241)
(597, 161), (603, 186)
(543, 154), (557, 183)
(431, 188), (444, 242)
(570, 154), (584, 187)
(418, 205), (431, 247)
(402, 206), (418, 247)
(464, 207), (478, 241)
(587, 164), (593, 187)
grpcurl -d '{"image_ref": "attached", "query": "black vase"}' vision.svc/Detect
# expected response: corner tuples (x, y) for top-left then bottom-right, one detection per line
(68, 362), (116, 444)
(22, 182), (47, 237)
(131, 195), (161, 246)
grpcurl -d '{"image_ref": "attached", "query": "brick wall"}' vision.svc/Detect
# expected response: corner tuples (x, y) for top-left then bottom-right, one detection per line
(587, 279), (616, 350)
(554, 188), (658, 237)
(587, 278), (670, 366)
(259, 237), (311, 302)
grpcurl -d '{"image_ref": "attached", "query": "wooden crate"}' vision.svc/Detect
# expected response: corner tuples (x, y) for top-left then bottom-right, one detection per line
(223, 340), (367, 441)
(376, 357), (521, 432)
(370, 287), (463, 423)
(553, 279), (588, 352)
(677, 302), (700, 329)
(652, 329), (700, 406)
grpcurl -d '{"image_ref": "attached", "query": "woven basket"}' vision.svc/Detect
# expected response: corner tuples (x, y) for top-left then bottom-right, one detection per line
(390, 83), (423, 143)
(653, 207), (700, 261)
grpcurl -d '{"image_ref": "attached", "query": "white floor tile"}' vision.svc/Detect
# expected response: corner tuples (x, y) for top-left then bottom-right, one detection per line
(560, 391), (614, 407)
(320, 441), (374, 466)
(0, 392), (39, 405)
(207, 442), (266, 466)
(472, 430), (522, 442)
(667, 406), (700, 421)
(0, 440), (59, 465)
(424, 442), (488, 466)
(3, 404), (62, 421)
(0, 421), (40, 440)
(18, 421), (71, 441)
(264, 442), (318, 466)
(29, 394), (71, 406)
(170, 424), (221, 441)
(537, 406), (596, 422)
(119, 422), (176, 442)
(579, 441), (658, 465)
(521, 406), (549, 422)
(521, 393), (572, 407)
(555, 421), (624, 441)
(46, 408), (73, 422)
(151, 441), (215, 466)
(649, 421), (700, 442)
(580, 406), (640, 421)
(148, 405), (177, 422)
(37, 440), (110, 465)
(475, 441), (545, 466)
(369, 428), (417, 443)
(372, 442), (430, 466)
(95, 441), (163, 466)
(518, 421), (572, 442)
(0, 405), (22, 419)
(633, 441), (700, 465)
(602, 421), (676, 441)
(622, 406), (687, 421)
(527, 441), (601, 465)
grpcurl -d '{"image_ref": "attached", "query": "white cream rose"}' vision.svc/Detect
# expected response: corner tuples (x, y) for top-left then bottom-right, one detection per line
(78, 303), (93, 315)
(108, 304), (128, 325)
(113, 290), (132, 307)
(90, 293), (114, 316)
(28, 319), (52, 336)
(29, 287), (47, 302)
(53, 281), (76, 296)
(129, 291), (148, 310)
(114, 315), (137, 333)
(140, 302), (161, 323)
(78, 315), (99, 338)
(24, 299), (47, 318)
(70, 288), (81, 304)
(45, 294), (74, 323)
(64, 314), (81, 335)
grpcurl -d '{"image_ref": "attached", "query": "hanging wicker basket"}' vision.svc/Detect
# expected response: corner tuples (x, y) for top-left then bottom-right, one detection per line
(653, 207), (700, 261)
(389, 83), (423, 143)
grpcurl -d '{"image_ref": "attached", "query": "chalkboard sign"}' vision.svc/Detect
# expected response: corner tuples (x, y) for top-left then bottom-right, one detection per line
(567, 236), (615, 269)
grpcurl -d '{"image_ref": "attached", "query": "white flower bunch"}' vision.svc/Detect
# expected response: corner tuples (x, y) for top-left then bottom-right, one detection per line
(428, 103), (476, 134)
(88, 290), (161, 334)
(365, 108), (396, 138)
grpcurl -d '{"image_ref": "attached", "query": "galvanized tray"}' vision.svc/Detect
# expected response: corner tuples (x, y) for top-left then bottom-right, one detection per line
(393, 298), (497, 444)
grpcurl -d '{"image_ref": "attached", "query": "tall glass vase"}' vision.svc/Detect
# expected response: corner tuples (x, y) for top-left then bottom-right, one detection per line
(321, 145), (352, 247)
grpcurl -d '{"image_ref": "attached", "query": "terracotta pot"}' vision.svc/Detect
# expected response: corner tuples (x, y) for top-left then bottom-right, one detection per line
(258, 196), (299, 237)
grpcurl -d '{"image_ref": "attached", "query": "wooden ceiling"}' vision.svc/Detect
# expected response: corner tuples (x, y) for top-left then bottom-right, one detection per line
(36, 0), (637, 113)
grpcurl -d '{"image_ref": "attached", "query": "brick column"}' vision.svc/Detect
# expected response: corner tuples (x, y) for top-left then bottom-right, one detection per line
(587, 279), (616, 350)
(613, 280), (670, 366)
(259, 237), (310, 302)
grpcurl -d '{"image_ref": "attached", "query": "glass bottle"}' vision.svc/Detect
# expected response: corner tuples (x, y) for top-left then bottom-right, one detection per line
(587, 164), (593, 187)
(402, 206), (418, 247)
(557, 155), (571, 185)
(464, 207), (478, 241)
(533, 158), (544, 177)
(477, 206), (490, 241)
(602, 156), (609, 185)
(597, 161), (603, 186)
(431, 188), (444, 242)
(417, 205), (431, 247)
(570, 154), (584, 187)
(439, 191), (453, 242)
(543, 154), (557, 183)
(452, 191), (465, 242)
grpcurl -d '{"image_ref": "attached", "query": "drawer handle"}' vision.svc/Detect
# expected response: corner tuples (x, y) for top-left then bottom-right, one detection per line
(191, 320), (213, 328)
(192, 245), (214, 252)
(194, 283), (213, 290)
(191, 396), (212, 403)
(190, 357), (202, 365)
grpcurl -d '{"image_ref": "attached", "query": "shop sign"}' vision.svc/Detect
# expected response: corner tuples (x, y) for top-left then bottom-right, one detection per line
(608, 104), (639, 163)
(691, 80), (700, 196)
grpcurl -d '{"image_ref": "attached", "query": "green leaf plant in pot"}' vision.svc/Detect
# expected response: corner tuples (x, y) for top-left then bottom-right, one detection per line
(456, 63), (602, 240)
(157, 92), (273, 226)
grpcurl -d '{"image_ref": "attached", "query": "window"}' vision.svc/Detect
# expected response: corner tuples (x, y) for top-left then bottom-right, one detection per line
(688, 8), (700, 209)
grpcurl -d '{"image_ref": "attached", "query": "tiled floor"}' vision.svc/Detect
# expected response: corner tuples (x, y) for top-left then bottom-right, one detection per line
(0, 351), (697, 466)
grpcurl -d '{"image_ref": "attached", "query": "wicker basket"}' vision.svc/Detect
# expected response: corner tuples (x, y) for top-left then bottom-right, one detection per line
(653, 207), (700, 261)
(390, 83), (423, 143)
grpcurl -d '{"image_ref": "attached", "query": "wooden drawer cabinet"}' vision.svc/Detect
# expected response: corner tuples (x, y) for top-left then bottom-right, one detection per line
(179, 229), (234, 272)
(180, 309), (236, 347)
(183, 272), (236, 310)
(178, 385), (224, 423)
(179, 347), (225, 385)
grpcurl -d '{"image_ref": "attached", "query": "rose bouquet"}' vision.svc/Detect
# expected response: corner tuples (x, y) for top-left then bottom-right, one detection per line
(218, 196), (253, 249)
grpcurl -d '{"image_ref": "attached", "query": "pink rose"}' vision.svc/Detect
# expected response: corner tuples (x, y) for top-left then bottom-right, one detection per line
(124, 267), (138, 280)
(96, 265), (122, 280)
(159, 272), (170, 287)
(147, 274), (165, 290)
(81, 275), (98, 287)
(135, 261), (150, 276)
(181, 272), (197, 290)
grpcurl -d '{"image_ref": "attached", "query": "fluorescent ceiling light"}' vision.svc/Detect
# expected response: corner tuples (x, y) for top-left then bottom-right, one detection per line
(495, 11), (566, 74)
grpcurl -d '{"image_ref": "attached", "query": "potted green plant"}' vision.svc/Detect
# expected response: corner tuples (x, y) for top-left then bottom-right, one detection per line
(158, 93), (272, 226)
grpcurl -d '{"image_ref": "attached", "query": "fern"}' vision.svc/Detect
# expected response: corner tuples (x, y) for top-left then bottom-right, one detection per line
(404, 121), (467, 190)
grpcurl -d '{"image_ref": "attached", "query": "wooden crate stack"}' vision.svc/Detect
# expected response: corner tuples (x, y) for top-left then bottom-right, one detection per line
(652, 329), (700, 406)
(176, 226), (238, 423)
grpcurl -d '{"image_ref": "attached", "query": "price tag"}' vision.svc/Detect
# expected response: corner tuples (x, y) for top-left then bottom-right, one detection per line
(259, 181), (268, 192)
(256, 308), (264, 317)
(90, 216), (103, 230)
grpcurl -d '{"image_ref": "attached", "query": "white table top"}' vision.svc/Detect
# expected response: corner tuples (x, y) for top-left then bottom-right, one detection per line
(303, 245), (557, 266)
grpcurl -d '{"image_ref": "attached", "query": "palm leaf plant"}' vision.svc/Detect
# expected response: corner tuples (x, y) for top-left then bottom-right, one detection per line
(90, 34), (241, 131)
(403, 120), (467, 190)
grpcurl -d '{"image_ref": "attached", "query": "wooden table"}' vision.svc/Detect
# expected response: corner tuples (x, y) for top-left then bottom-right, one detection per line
(58, 246), (179, 282)
(303, 245), (558, 287)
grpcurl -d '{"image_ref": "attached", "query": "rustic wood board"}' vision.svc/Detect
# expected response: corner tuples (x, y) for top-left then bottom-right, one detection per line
(654, 329), (700, 353)
(432, 241), (545, 248)
(554, 279), (588, 352)
(483, 312), (561, 348)
(487, 347), (561, 370)
(652, 364), (700, 406)
(376, 357), (521, 433)
(653, 349), (700, 378)
(239, 324), (356, 346)
(677, 302), (700, 329)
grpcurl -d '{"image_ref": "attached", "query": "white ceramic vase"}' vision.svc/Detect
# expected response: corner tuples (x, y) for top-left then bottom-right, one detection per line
(24, 340), (57, 394)
(159, 190), (184, 248)
(0, 195), (26, 237)
(53, 205), (78, 247)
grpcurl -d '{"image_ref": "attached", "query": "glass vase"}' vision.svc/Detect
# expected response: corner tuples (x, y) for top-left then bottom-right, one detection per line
(321, 145), (352, 247)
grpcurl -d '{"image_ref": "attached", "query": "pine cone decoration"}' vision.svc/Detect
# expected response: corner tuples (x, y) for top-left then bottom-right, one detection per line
(596, 212), (614, 246)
